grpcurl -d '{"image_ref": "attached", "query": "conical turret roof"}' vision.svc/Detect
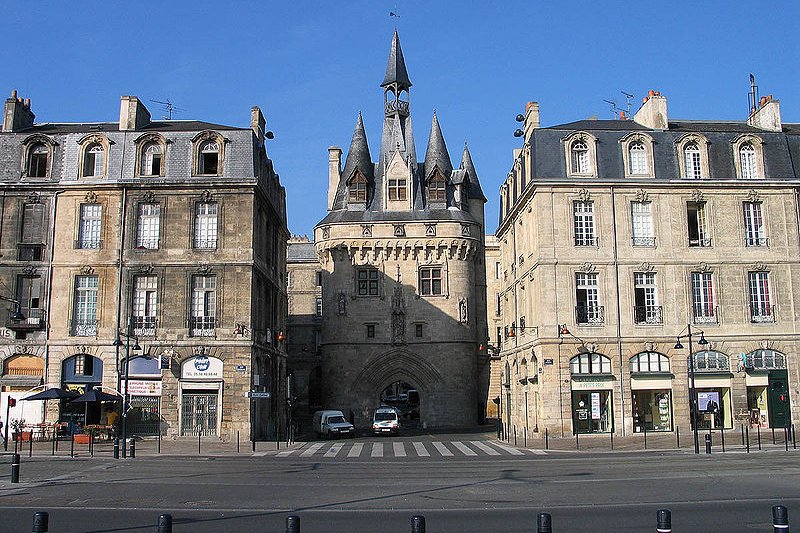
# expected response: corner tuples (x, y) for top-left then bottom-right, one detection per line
(461, 143), (486, 201)
(381, 30), (412, 89)
(342, 112), (374, 182)
(424, 112), (452, 178)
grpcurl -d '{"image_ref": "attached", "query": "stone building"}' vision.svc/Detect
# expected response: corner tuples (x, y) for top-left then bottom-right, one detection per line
(286, 236), (323, 422)
(0, 91), (288, 442)
(484, 234), (503, 419)
(497, 90), (798, 439)
(314, 32), (488, 428)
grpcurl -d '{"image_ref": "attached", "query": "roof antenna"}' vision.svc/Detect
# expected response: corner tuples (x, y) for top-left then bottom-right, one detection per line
(150, 98), (185, 120)
(748, 74), (759, 115)
(602, 91), (634, 119)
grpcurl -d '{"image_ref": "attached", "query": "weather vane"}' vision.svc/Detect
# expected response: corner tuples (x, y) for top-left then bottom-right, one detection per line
(390, 1), (400, 26)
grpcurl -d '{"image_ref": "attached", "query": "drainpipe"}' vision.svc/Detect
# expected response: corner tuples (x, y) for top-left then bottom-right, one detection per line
(552, 190), (565, 437)
(610, 185), (626, 436)
(115, 133), (129, 394)
(43, 190), (65, 390)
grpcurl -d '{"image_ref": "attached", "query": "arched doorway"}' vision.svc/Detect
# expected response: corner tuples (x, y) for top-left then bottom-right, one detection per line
(379, 380), (420, 427)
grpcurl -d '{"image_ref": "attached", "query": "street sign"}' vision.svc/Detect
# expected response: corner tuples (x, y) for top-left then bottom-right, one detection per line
(235, 365), (247, 372)
(544, 358), (554, 365)
(247, 391), (271, 399)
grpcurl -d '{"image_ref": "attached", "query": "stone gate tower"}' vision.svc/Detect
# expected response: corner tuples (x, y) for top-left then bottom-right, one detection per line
(314, 32), (487, 428)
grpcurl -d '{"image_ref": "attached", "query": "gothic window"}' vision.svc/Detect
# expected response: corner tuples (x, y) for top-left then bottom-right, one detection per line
(419, 266), (443, 296)
(428, 174), (446, 202)
(357, 268), (379, 296)
(349, 173), (367, 203)
(388, 178), (407, 201)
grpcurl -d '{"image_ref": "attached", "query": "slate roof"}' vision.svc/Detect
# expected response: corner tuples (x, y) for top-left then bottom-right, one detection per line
(7, 120), (242, 135)
(287, 242), (317, 262)
(381, 30), (412, 89)
(423, 112), (452, 178)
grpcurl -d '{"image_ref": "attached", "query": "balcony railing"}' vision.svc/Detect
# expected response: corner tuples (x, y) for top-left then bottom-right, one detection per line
(134, 239), (159, 251)
(574, 236), (597, 247)
(575, 305), (604, 325)
(72, 319), (98, 336)
(632, 236), (656, 247)
(633, 305), (663, 325)
(75, 238), (102, 249)
(17, 243), (44, 261)
(193, 239), (217, 250)
(189, 316), (216, 337)
(750, 304), (775, 323)
(744, 236), (768, 247)
(6, 308), (46, 330)
(132, 315), (157, 336)
(692, 305), (718, 324)
(688, 237), (712, 247)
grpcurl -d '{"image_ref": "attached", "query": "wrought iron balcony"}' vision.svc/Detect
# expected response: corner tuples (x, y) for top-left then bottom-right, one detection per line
(6, 307), (46, 330)
(574, 236), (598, 247)
(688, 237), (712, 247)
(132, 315), (157, 336)
(75, 238), (102, 250)
(632, 236), (656, 247)
(750, 304), (775, 323)
(193, 239), (217, 250)
(189, 316), (216, 337)
(633, 305), (663, 325)
(575, 305), (604, 325)
(692, 305), (718, 324)
(744, 236), (768, 247)
(71, 318), (98, 337)
(134, 239), (159, 251)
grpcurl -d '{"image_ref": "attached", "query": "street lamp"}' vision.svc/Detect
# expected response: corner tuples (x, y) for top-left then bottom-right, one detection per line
(674, 324), (709, 454)
(113, 316), (141, 458)
(0, 295), (26, 322)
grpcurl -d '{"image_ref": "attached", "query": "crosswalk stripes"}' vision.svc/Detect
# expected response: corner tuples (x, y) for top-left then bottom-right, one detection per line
(279, 440), (542, 459)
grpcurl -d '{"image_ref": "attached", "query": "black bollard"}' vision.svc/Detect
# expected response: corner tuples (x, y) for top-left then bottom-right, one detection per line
(644, 425), (647, 450)
(741, 424), (745, 446)
(198, 430), (201, 454)
(793, 424), (797, 450)
(746, 426), (750, 453)
(537, 512), (552, 533)
(772, 427), (776, 445)
(514, 426), (517, 446)
(785, 426), (790, 452)
(758, 425), (762, 450)
(285, 514), (300, 533)
(51, 428), (56, 456)
(130, 438), (136, 458)
(157, 513), (173, 533)
(11, 453), (20, 483)
(610, 430), (614, 450)
(705, 432), (712, 454)
(29, 432), (33, 458)
(70, 434), (74, 458)
(237, 430), (240, 453)
(545, 427), (549, 450)
(113, 438), (120, 459)
(676, 425), (680, 449)
(411, 514), (426, 533)
(721, 427), (725, 452)
(158, 427), (162, 454)
(656, 509), (672, 533)
(31, 511), (49, 532)
(772, 505), (788, 533)
(576, 430), (579, 450)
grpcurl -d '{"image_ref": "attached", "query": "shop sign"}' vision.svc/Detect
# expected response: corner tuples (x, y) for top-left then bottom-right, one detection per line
(181, 355), (223, 379)
(0, 327), (13, 339)
(572, 379), (611, 389)
(591, 392), (601, 420)
(122, 379), (162, 396)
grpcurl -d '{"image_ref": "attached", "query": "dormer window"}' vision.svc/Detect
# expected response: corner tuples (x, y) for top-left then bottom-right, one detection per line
(684, 143), (701, 178)
(629, 143), (647, 175)
(27, 143), (49, 178)
(349, 174), (367, 203)
(739, 144), (757, 179)
(141, 142), (163, 176)
(571, 141), (589, 174)
(199, 141), (219, 175)
(428, 174), (446, 202)
(676, 134), (710, 180)
(82, 143), (105, 177)
(388, 178), (407, 200)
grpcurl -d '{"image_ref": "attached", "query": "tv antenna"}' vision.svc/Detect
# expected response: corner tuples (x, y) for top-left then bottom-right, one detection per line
(150, 98), (185, 120)
(603, 91), (634, 119)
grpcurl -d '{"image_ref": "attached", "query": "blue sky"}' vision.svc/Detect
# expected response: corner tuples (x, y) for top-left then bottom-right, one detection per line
(5, 1), (799, 235)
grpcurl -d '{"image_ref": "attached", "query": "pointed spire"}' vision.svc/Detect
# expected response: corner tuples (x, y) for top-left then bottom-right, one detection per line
(424, 111), (452, 178)
(342, 112), (374, 183)
(381, 30), (412, 89)
(461, 143), (486, 201)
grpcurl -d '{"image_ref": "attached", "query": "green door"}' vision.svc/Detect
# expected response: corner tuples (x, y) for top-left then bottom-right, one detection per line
(767, 370), (791, 428)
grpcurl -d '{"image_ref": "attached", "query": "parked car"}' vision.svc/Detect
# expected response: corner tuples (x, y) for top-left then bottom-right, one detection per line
(312, 410), (355, 439)
(372, 406), (400, 436)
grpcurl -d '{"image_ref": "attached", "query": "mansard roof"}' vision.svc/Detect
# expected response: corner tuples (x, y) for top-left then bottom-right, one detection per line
(9, 120), (241, 135)
(381, 30), (412, 90)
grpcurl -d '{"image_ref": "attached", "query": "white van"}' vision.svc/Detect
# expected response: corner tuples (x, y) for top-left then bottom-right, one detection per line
(312, 410), (355, 439)
(372, 407), (400, 436)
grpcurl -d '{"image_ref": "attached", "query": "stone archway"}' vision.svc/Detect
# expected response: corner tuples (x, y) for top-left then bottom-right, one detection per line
(379, 380), (421, 427)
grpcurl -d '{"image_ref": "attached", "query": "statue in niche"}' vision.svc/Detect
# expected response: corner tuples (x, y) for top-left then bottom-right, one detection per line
(458, 297), (468, 324)
(391, 283), (406, 345)
(337, 292), (347, 316)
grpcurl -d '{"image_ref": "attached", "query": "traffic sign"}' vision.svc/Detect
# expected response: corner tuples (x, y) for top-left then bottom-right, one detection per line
(247, 391), (271, 399)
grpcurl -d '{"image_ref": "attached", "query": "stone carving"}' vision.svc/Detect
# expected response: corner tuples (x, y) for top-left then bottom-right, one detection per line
(644, 340), (656, 352)
(458, 297), (468, 324)
(141, 191), (156, 203)
(752, 261), (768, 272)
(75, 345), (88, 354)
(337, 292), (347, 316)
(579, 262), (596, 273)
(393, 224), (405, 237)
(193, 346), (208, 356)
(22, 265), (37, 275)
(80, 266), (95, 275)
(424, 224), (436, 237)
(696, 262), (712, 273)
(577, 188), (591, 202)
(634, 189), (650, 203)
(196, 263), (212, 274)
(84, 191), (98, 203)
(138, 263), (154, 274)
(760, 339), (774, 349)
(321, 227), (330, 240)
(361, 224), (373, 237)
(637, 262), (655, 272)
(461, 224), (471, 237)
(199, 190), (213, 202)
(746, 189), (761, 203)
(391, 282), (406, 345)
(690, 189), (705, 203)
(27, 192), (41, 204)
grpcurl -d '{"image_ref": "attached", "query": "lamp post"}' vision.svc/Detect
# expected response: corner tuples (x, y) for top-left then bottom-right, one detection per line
(0, 295), (26, 322)
(674, 324), (709, 454)
(113, 316), (140, 458)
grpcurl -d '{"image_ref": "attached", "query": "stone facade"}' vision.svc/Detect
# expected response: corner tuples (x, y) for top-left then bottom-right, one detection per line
(497, 92), (799, 438)
(0, 92), (288, 442)
(483, 234), (503, 419)
(313, 32), (488, 428)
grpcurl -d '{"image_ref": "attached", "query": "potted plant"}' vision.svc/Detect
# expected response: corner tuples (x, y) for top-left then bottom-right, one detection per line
(10, 418), (27, 442)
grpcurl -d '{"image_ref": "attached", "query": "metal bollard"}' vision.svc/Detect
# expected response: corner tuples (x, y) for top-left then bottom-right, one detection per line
(411, 514), (426, 533)
(721, 427), (726, 452)
(31, 511), (49, 532)
(676, 426), (680, 449)
(129, 438), (136, 458)
(113, 438), (120, 459)
(656, 509), (671, 532)
(746, 426), (750, 453)
(758, 425), (762, 450)
(70, 434), (74, 458)
(29, 433), (33, 458)
(545, 427), (549, 450)
(157, 513), (173, 533)
(705, 432), (712, 454)
(741, 424), (745, 446)
(285, 514), (300, 533)
(537, 512), (552, 533)
(772, 505), (788, 532)
(11, 453), (20, 483)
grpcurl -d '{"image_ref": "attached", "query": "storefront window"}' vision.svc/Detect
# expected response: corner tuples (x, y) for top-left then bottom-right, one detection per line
(572, 390), (612, 434)
(632, 391), (672, 432)
(629, 352), (670, 373)
(695, 389), (730, 429)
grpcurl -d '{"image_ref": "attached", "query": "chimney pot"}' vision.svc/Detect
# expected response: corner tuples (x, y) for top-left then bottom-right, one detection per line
(648, 90), (655, 97)
(642, 97), (649, 103)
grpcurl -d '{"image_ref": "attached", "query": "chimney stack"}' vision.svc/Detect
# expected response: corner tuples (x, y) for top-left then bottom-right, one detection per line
(3, 90), (35, 132)
(748, 95), (782, 132)
(523, 101), (540, 139)
(251, 106), (266, 145)
(118, 96), (151, 131)
(633, 91), (668, 129)
(328, 146), (343, 210)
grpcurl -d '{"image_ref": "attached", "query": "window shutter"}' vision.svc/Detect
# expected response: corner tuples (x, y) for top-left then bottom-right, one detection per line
(21, 203), (45, 244)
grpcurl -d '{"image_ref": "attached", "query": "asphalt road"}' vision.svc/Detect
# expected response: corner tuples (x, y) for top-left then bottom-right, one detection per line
(1, 434), (798, 532)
